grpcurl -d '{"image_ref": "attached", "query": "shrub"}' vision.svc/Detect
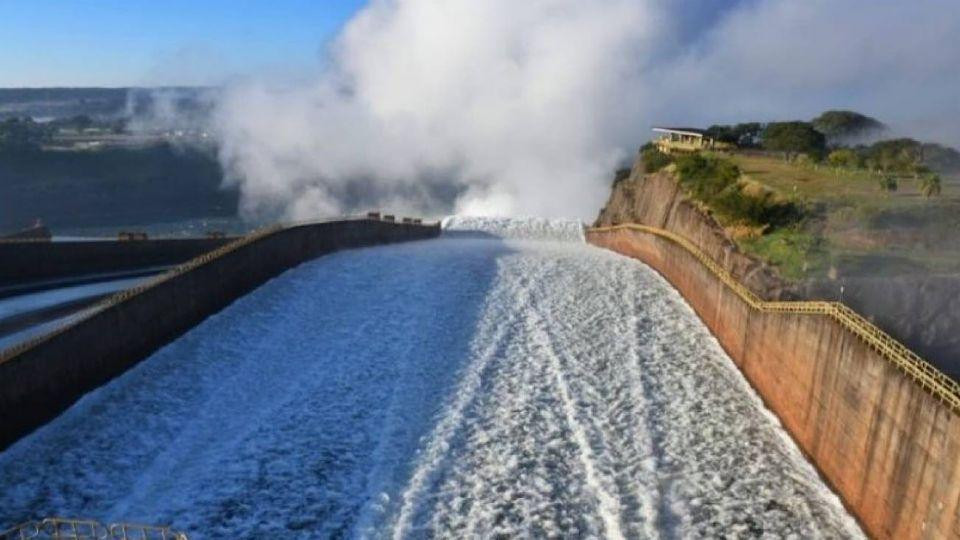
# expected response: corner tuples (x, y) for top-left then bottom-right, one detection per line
(712, 185), (804, 228)
(877, 175), (899, 192)
(674, 154), (803, 228)
(641, 146), (672, 173)
(739, 228), (826, 280)
(827, 148), (861, 169)
(611, 167), (631, 185)
(920, 173), (942, 198)
(674, 153), (739, 199)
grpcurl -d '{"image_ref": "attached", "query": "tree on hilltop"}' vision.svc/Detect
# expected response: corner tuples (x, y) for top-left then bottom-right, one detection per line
(827, 148), (861, 169)
(812, 110), (886, 143)
(761, 122), (827, 160)
(706, 123), (763, 148)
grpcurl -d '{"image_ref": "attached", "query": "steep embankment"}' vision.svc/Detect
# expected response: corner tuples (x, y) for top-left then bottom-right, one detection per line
(591, 157), (960, 539)
(587, 223), (960, 540)
(595, 163), (790, 300)
(597, 160), (960, 378)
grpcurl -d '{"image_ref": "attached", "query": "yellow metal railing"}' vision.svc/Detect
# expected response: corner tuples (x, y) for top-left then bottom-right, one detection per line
(588, 223), (960, 414)
(1, 517), (186, 539)
(0, 214), (439, 364)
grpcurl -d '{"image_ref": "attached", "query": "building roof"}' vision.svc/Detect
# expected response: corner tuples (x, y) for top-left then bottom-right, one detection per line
(652, 127), (709, 137)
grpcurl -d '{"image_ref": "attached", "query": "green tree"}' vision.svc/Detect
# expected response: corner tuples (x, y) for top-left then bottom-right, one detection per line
(920, 173), (942, 198)
(761, 122), (827, 160)
(705, 122), (763, 147)
(811, 110), (885, 142)
(827, 148), (860, 169)
(862, 139), (922, 174)
(861, 138), (960, 175)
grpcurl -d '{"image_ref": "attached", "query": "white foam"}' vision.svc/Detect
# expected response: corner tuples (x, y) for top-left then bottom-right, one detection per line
(0, 237), (864, 539)
(441, 215), (585, 242)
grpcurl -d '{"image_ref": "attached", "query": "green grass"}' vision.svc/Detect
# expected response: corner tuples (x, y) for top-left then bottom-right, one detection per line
(637, 149), (960, 280)
(724, 152), (960, 205)
(715, 153), (960, 280)
(672, 153), (804, 229)
(738, 228), (828, 280)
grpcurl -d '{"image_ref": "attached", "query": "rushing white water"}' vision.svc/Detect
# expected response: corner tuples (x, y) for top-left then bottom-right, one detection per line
(0, 218), (863, 538)
(441, 215), (585, 242)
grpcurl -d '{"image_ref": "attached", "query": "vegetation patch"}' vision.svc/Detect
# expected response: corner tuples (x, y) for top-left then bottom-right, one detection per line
(640, 143), (672, 173)
(643, 109), (960, 281)
(811, 110), (885, 143)
(673, 154), (804, 229)
(761, 122), (827, 160)
(738, 228), (827, 280)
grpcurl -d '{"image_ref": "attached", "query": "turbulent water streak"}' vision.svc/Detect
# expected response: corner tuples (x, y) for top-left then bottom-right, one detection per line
(441, 215), (585, 242)
(0, 219), (862, 538)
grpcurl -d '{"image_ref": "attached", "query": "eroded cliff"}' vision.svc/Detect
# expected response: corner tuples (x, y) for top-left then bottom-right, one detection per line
(597, 156), (960, 378)
(595, 160), (791, 300)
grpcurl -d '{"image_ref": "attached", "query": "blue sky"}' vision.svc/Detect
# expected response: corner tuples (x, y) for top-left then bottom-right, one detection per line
(0, 0), (368, 87)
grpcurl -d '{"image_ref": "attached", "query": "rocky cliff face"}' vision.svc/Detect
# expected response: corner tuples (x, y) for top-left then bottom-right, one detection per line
(596, 154), (959, 378)
(594, 159), (792, 300)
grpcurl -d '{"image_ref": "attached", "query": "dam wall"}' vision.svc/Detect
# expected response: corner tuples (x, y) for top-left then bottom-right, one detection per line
(587, 224), (960, 540)
(0, 218), (439, 450)
(0, 236), (235, 289)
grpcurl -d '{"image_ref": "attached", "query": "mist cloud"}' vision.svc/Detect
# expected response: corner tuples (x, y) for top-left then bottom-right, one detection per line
(211, 0), (960, 221)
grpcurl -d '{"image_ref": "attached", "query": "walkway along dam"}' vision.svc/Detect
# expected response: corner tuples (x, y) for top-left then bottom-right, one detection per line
(0, 215), (955, 538)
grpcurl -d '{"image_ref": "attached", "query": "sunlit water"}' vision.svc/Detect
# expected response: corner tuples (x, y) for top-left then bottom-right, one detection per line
(0, 217), (862, 538)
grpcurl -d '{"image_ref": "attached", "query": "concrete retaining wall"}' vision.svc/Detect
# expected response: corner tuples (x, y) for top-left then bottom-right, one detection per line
(0, 218), (439, 450)
(588, 227), (960, 540)
(0, 237), (236, 288)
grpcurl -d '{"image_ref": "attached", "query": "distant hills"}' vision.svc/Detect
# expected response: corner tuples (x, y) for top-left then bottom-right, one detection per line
(0, 87), (232, 235)
(0, 87), (210, 121)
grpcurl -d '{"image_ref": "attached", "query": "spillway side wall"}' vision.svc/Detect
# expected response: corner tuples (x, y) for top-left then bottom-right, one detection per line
(0, 237), (236, 287)
(0, 219), (439, 450)
(587, 227), (960, 540)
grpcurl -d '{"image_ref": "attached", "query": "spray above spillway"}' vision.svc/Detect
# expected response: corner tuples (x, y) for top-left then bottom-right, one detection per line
(441, 216), (585, 242)
(207, 0), (960, 223)
(212, 0), (659, 222)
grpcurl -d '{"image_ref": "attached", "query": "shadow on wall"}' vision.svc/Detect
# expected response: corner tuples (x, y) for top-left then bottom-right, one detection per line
(804, 275), (960, 379)
(0, 237), (514, 534)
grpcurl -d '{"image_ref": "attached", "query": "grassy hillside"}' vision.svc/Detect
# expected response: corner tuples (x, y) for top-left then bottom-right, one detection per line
(646, 148), (960, 280)
(728, 153), (960, 278)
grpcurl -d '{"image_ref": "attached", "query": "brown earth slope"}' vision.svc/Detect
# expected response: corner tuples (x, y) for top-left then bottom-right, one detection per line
(595, 156), (960, 378)
(595, 162), (792, 300)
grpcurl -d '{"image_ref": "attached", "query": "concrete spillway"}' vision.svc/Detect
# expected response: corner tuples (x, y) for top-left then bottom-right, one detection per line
(0, 218), (862, 538)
